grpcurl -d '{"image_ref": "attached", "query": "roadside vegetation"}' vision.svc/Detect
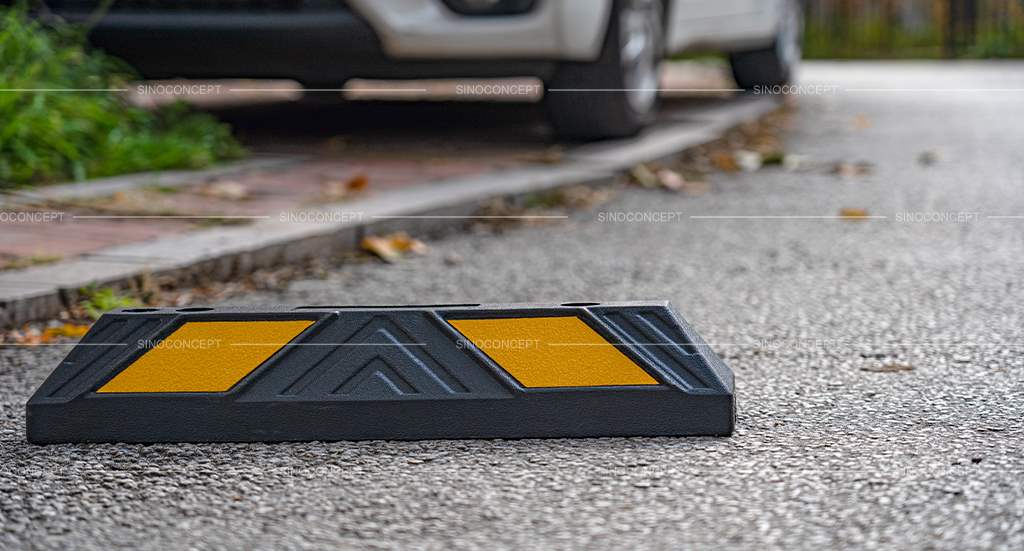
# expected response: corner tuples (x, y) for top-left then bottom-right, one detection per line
(803, 0), (1024, 59)
(0, 5), (244, 188)
(77, 285), (140, 320)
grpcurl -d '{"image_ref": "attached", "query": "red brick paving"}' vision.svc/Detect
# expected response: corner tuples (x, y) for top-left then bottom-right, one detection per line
(0, 154), (531, 263)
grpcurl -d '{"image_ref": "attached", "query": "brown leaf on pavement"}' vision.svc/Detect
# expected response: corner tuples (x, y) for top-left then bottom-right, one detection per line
(630, 164), (659, 188)
(710, 151), (740, 172)
(390, 232), (427, 255)
(361, 232), (427, 263)
(853, 114), (873, 130)
(41, 323), (92, 342)
(346, 173), (369, 192)
(832, 161), (874, 178)
(839, 208), (871, 221)
(655, 169), (686, 191)
(653, 169), (709, 196)
(322, 173), (370, 200)
(7, 327), (42, 345)
(3, 322), (90, 345)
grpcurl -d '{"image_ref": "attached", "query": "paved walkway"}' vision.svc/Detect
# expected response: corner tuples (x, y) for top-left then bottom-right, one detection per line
(0, 63), (731, 263)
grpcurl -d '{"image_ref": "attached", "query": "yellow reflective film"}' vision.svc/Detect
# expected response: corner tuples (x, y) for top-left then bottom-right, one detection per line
(98, 320), (313, 393)
(449, 316), (658, 388)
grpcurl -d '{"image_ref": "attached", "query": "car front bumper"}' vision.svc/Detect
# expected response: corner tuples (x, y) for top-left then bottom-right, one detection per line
(45, 0), (611, 83)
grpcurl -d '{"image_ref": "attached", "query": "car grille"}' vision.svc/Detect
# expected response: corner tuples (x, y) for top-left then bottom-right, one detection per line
(30, 0), (347, 13)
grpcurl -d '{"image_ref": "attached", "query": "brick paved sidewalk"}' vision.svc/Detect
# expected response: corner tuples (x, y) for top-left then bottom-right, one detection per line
(0, 153), (539, 266)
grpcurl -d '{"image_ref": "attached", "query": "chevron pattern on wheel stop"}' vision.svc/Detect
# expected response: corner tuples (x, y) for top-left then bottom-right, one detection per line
(245, 312), (509, 401)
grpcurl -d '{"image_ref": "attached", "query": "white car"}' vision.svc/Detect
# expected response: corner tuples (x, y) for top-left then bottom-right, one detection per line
(58, 0), (802, 139)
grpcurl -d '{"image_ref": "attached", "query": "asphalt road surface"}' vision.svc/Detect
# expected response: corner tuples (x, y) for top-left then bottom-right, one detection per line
(3, 62), (1024, 550)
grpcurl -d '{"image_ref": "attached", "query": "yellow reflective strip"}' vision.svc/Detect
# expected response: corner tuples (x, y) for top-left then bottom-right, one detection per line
(449, 316), (658, 388)
(98, 320), (314, 393)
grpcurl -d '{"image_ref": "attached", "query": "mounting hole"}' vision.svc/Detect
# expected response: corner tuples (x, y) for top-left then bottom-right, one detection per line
(176, 307), (214, 312)
(561, 302), (600, 307)
(123, 308), (159, 313)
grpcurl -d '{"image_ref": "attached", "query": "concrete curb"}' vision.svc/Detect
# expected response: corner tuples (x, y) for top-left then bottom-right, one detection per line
(0, 96), (779, 327)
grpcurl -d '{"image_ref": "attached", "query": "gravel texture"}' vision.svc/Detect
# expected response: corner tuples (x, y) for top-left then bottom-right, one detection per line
(3, 62), (1024, 550)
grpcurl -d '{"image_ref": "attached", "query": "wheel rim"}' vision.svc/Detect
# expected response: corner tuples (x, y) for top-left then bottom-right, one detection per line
(619, 0), (662, 114)
(776, 0), (803, 76)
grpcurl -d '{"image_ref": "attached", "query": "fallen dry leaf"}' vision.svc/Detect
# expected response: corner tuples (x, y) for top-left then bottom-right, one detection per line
(655, 169), (686, 191)
(361, 232), (427, 262)
(710, 151), (740, 172)
(41, 323), (91, 343)
(630, 164), (659, 188)
(322, 173), (370, 200)
(832, 161), (874, 178)
(200, 180), (249, 201)
(853, 114), (873, 130)
(839, 208), (871, 220)
(8, 327), (43, 345)
(390, 232), (427, 255)
(346, 173), (369, 193)
(664, 170), (711, 196)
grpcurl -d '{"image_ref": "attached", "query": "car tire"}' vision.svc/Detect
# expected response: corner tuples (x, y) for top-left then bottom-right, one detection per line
(545, 0), (664, 141)
(729, 0), (803, 90)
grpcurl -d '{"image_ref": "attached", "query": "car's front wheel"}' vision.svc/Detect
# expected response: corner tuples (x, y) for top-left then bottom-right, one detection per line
(545, 0), (664, 141)
(729, 0), (803, 90)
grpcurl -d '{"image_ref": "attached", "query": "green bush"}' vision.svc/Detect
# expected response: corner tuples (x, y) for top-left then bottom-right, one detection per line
(0, 5), (244, 187)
